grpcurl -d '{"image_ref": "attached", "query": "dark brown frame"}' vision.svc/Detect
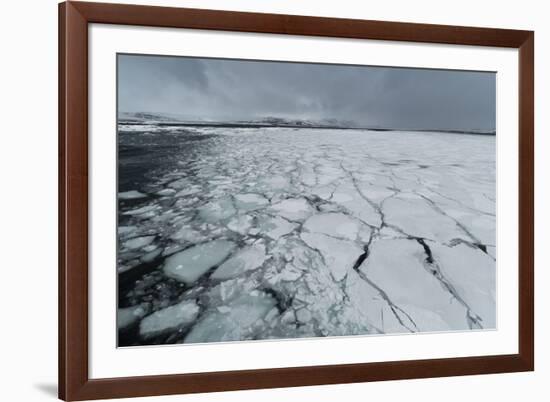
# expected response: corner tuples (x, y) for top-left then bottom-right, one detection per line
(59, 1), (534, 400)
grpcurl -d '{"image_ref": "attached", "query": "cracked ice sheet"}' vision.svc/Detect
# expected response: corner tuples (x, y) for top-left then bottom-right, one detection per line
(429, 242), (496, 328)
(117, 126), (496, 346)
(358, 239), (471, 332)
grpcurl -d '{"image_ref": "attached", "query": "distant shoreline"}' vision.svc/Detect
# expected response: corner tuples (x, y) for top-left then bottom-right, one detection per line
(118, 119), (496, 136)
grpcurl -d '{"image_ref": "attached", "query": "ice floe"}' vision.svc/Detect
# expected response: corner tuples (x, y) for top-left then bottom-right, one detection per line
(358, 239), (470, 331)
(271, 198), (313, 221)
(234, 193), (269, 211)
(303, 212), (361, 240)
(117, 126), (496, 345)
(184, 292), (277, 343)
(430, 242), (496, 327)
(119, 190), (147, 200)
(122, 236), (155, 250)
(140, 300), (199, 338)
(198, 198), (236, 222)
(156, 188), (177, 196)
(301, 232), (364, 281)
(118, 305), (148, 330)
(257, 215), (297, 240)
(227, 215), (253, 235)
(163, 240), (236, 284)
(123, 204), (158, 217)
(211, 243), (267, 280)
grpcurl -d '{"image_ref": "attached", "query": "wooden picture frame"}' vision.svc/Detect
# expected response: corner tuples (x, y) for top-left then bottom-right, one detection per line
(59, 1), (534, 400)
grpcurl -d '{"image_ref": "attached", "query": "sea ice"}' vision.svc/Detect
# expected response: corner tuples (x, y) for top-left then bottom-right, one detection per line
(118, 305), (147, 330)
(123, 204), (158, 216)
(271, 198), (313, 221)
(295, 308), (313, 323)
(211, 243), (267, 280)
(303, 212), (361, 240)
(140, 300), (199, 338)
(118, 126), (496, 345)
(331, 182), (382, 227)
(234, 193), (269, 211)
(118, 225), (137, 236)
(383, 196), (469, 242)
(156, 188), (177, 196)
(345, 270), (409, 333)
(301, 232), (364, 281)
(184, 292), (277, 343)
(122, 236), (155, 250)
(198, 198), (236, 222)
(163, 240), (236, 284)
(141, 248), (163, 263)
(170, 226), (206, 242)
(227, 215), (253, 235)
(119, 190), (147, 200)
(430, 242), (496, 328)
(257, 215), (297, 240)
(175, 187), (202, 197)
(359, 239), (470, 331)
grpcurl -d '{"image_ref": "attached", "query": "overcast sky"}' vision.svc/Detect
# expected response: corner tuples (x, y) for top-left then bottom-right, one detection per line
(118, 54), (496, 131)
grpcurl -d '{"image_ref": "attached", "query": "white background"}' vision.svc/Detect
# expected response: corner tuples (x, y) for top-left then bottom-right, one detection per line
(0, 0), (546, 401)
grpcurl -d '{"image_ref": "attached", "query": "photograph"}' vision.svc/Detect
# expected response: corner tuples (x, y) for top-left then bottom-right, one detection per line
(116, 54), (497, 347)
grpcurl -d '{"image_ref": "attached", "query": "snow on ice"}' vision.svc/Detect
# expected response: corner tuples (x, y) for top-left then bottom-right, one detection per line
(117, 126), (496, 346)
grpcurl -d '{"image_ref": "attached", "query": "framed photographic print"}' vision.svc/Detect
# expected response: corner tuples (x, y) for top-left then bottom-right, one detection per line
(59, 1), (534, 400)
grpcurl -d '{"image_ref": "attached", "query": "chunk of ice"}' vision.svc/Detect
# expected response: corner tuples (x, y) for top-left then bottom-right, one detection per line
(211, 243), (267, 280)
(170, 226), (206, 242)
(141, 248), (163, 263)
(185, 292), (276, 343)
(163, 240), (236, 284)
(118, 225), (137, 236)
(332, 183), (382, 227)
(123, 205), (158, 216)
(118, 305), (147, 330)
(198, 198), (236, 222)
(227, 215), (253, 235)
(271, 198), (313, 221)
(123, 236), (155, 250)
(360, 239), (469, 331)
(175, 187), (202, 197)
(156, 188), (176, 196)
(119, 190), (147, 200)
(257, 215), (297, 240)
(296, 308), (312, 323)
(300, 232), (363, 281)
(345, 270), (408, 333)
(383, 196), (468, 242)
(234, 193), (269, 211)
(430, 242), (496, 328)
(303, 212), (360, 240)
(140, 300), (199, 338)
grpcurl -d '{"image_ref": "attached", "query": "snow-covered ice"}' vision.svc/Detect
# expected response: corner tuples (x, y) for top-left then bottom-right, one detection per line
(257, 215), (297, 240)
(270, 198), (314, 221)
(119, 190), (148, 200)
(300, 232), (364, 281)
(123, 235), (155, 250)
(358, 239), (470, 332)
(303, 213), (362, 240)
(140, 300), (199, 338)
(211, 243), (267, 280)
(117, 126), (496, 346)
(163, 240), (236, 284)
(184, 292), (277, 343)
(234, 193), (269, 211)
(118, 305), (148, 330)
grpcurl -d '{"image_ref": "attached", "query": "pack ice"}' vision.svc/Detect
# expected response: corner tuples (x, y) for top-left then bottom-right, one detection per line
(117, 126), (496, 346)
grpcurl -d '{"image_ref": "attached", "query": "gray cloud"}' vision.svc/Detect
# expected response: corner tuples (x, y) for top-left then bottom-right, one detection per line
(118, 54), (496, 131)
